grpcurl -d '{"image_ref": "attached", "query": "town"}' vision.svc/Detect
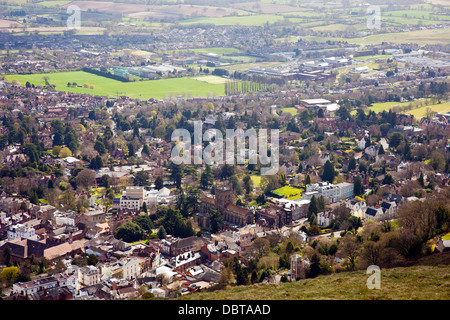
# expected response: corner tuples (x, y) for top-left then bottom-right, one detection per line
(0, 0), (449, 301)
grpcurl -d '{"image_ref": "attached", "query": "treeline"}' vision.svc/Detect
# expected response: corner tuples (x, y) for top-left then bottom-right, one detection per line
(225, 79), (274, 95)
(82, 67), (131, 82)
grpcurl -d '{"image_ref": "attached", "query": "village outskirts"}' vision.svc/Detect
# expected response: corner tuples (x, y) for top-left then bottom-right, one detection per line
(178, 303), (271, 317)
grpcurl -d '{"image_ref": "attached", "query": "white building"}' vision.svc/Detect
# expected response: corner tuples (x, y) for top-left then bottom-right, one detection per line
(317, 211), (335, 227)
(117, 186), (174, 210)
(7, 223), (36, 241)
(13, 272), (78, 296)
(78, 265), (100, 286)
(120, 257), (140, 280)
(303, 182), (354, 203)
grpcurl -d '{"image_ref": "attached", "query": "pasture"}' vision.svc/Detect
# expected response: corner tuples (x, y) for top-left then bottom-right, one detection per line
(5, 71), (225, 100)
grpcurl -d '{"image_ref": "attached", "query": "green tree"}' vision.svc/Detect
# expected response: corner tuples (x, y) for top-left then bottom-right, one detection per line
(304, 174), (311, 186)
(348, 157), (356, 171)
(308, 195), (318, 218)
(94, 140), (106, 155)
(114, 222), (145, 242)
(0, 266), (20, 285)
(157, 225), (167, 239)
(133, 171), (150, 186)
(200, 164), (214, 189)
(87, 254), (99, 266)
(134, 215), (154, 233)
(389, 132), (404, 149)
(155, 175), (164, 190)
(354, 175), (363, 196)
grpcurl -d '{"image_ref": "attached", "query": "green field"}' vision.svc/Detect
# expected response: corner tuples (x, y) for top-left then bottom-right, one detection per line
(180, 14), (285, 26)
(272, 185), (303, 200)
(281, 107), (298, 116)
(250, 175), (263, 188)
(190, 75), (228, 85)
(405, 102), (450, 118)
(5, 71), (225, 99)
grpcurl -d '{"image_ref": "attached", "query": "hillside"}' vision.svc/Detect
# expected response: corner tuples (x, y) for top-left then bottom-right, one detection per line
(180, 264), (450, 300)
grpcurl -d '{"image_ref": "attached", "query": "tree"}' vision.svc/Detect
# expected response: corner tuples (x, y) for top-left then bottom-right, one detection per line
(354, 175), (363, 196)
(89, 155), (103, 170)
(114, 222), (145, 242)
(308, 195), (318, 218)
(336, 234), (362, 270)
(429, 151), (445, 172)
(87, 254), (99, 266)
(157, 225), (167, 239)
(348, 157), (356, 171)
(134, 215), (154, 233)
(200, 164), (214, 189)
(75, 169), (96, 190)
(94, 140), (106, 155)
(155, 175), (164, 190)
(304, 174), (311, 186)
(133, 171), (150, 186)
(59, 146), (72, 158)
(30, 190), (39, 205)
(0, 266), (20, 285)
(389, 132), (404, 149)
(321, 160), (335, 183)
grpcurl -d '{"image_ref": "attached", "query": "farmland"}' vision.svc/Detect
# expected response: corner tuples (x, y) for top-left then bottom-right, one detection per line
(5, 71), (225, 100)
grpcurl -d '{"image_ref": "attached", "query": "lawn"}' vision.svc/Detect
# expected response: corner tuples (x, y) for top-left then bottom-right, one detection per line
(281, 107), (298, 116)
(272, 185), (303, 200)
(5, 71), (225, 100)
(250, 175), (262, 188)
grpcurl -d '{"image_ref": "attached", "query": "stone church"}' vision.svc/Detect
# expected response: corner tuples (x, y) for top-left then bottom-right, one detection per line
(196, 185), (254, 231)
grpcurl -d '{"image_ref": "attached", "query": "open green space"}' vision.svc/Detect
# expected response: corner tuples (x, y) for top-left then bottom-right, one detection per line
(4, 71), (225, 99)
(281, 107), (298, 116)
(272, 185), (303, 200)
(404, 101), (450, 118)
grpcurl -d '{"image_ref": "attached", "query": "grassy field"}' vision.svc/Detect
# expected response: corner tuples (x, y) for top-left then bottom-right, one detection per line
(272, 185), (303, 200)
(180, 265), (450, 300)
(405, 102), (450, 118)
(281, 107), (298, 116)
(5, 71), (225, 99)
(190, 75), (228, 85)
(346, 28), (450, 46)
(180, 14), (285, 26)
(250, 175), (263, 188)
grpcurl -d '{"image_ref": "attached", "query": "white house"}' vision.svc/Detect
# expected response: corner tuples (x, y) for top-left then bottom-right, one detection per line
(7, 223), (36, 241)
(120, 257), (140, 280)
(78, 265), (100, 286)
(317, 211), (335, 227)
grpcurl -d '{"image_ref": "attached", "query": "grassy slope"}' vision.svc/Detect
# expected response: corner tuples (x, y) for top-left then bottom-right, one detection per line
(180, 264), (450, 300)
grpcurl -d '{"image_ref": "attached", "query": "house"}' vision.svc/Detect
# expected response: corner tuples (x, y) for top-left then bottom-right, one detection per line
(12, 272), (78, 297)
(290, 253), (310, 281)
(317, 211), (335, 227)
(79, 265), (100, 286)
(437, 238), (450, 253)
(364, 207), (384, 221)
